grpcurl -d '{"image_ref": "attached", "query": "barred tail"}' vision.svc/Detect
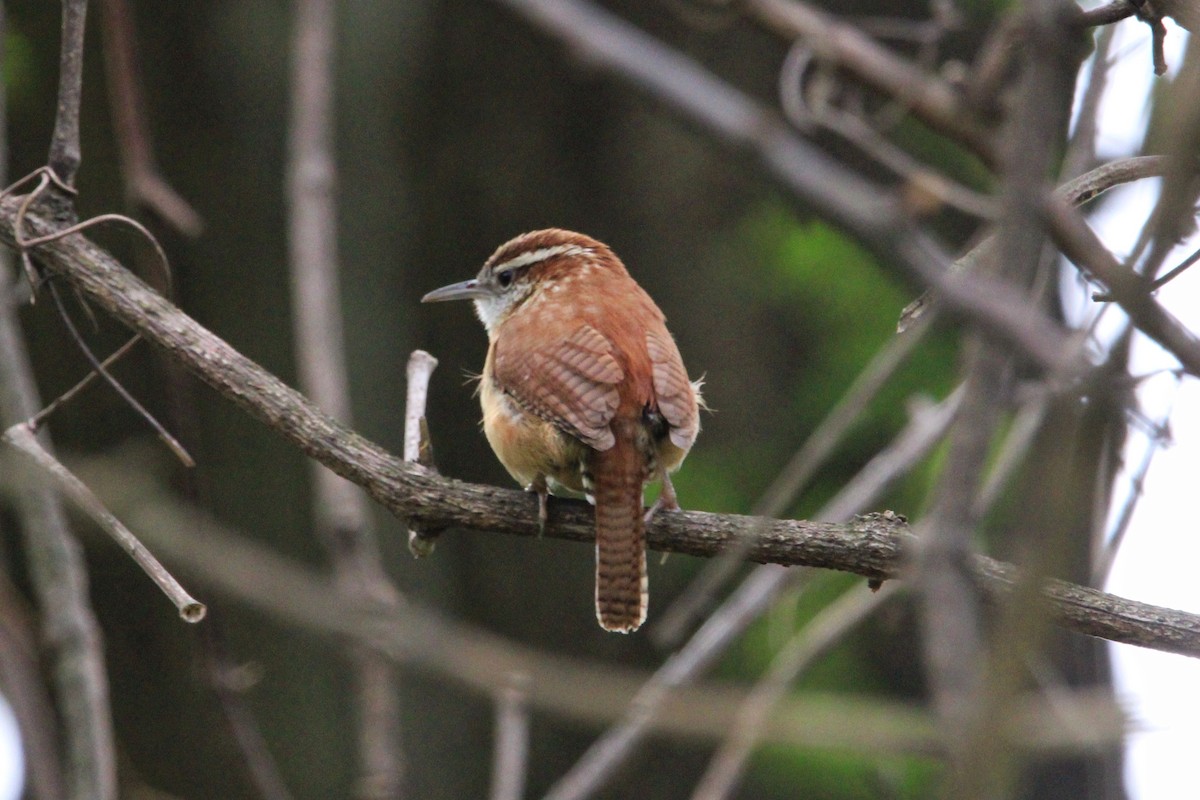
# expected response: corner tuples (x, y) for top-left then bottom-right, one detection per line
(590, 430), (647, 633)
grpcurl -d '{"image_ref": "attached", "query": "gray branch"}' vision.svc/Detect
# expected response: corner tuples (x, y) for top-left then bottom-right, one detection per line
(3, 201), (1200, 659)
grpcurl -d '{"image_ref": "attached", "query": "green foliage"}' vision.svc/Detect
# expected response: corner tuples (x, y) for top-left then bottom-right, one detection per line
(690, 208), (962, 799)
(3, 27), (37, 108)
(748, 744), (941, 800)
(738, 204), (958, 517)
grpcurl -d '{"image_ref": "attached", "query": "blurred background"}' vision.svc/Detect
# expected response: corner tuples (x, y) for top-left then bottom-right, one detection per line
(2, 0), (1191, 798)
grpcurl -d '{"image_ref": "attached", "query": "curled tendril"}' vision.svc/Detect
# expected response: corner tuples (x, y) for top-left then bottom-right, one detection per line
(2, 166), (191, 466)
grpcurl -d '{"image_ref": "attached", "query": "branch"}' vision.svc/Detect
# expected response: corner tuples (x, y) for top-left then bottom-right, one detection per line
(491, 0), (1084, 378)
(1075, 1), (1138, 27)
(0, 283), (116, 800)
(3, 423), (205, 622)
(489, 674), (531, 800)
(285, 0), (405, 795)
(0, 3), (119, 794)
(97, 0), (203, 235)
(2, 202), (1198, 658)
(742, 0), (997, 165)
(59, 456), (1125, 757)
(1046, 193), (1200, 376)
(48, 0), (89, 188)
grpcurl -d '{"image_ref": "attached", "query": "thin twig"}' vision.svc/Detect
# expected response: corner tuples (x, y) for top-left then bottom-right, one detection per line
(1149, 244), (1200, 291)
(490, 673), (532, 800)
(657, 313), (933, 645)
(1091, 388), (1175, 584)
(48, 0), (89, 189)
(405, 350), (441, 557)
(8, 165), (175, 301)
(972, 389), (1050, 518)
(778, 44), (996, 219)
(18, 210), (173, 296)
(1047, 192), (1200, 376)
(821, 389), (963, 523)
(741, 0), (998, 165)
(97, 0), (203, 236)
(47, 280), (194, 466)
(1135, 1), (1170, 75)
(1075, 0), (1138, 27)
(1062, 22), (1116, 180)
(28, 335), (141, 430)
(3, 423), (205, 622)
(1124, 37), (1200, 281)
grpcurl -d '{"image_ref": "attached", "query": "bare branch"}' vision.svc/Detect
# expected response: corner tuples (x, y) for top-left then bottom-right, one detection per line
(286, 0), (405, 794)
(489, 674), (531, 800)
(743, 0), (997, 165)
(492, 0), (1085, 377)
(0, 194), (1197, 654)
(3, 423), (205, 622)
(97, 0), (203, 236)
(28, 335), (140, 430)
(0, 8), (118, 789)
(45, 280), (193, 466)
(0, 273), (116, 800)
(919, 4), (1082, 793)
(405, 350), (440, 557)
(1046, 193), (1200, 376)
(1075, 1), (1138, 27)
(657, 314), (933, 644)
(48, 0), (89, 189)
(58, 456), (1130, 758)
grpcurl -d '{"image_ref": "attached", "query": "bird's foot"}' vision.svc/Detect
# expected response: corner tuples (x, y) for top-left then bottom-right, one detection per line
(528, 476), (550, 537)
(643, 472), (682, 525)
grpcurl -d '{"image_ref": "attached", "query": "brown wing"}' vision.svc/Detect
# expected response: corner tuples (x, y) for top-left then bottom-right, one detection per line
(645, 328), (698, 450)
(492, 321), (623, 450)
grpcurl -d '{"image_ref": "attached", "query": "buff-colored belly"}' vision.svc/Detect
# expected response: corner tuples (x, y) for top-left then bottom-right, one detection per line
(480, 377), (589, 493)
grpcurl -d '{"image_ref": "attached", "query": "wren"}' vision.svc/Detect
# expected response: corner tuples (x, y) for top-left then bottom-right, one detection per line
(422, 229), (701, 632)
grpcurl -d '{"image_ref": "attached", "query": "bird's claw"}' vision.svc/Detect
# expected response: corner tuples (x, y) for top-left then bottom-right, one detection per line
(644, 473), (682, 524)
(529, 476), (549, 537)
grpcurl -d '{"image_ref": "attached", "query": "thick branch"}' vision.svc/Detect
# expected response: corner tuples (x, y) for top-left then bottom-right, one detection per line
(1, 202), (1198, 658)
(58, 456), (1128, 757)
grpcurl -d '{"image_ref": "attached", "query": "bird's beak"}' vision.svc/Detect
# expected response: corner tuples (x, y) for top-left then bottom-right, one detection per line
(421, 279), (490, 303)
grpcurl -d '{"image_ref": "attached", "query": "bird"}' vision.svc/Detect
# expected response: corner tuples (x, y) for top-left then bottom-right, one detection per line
(422, 229), (701, 632)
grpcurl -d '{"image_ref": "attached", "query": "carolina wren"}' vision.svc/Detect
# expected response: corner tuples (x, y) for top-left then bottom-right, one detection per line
(422, 229), (701, 633)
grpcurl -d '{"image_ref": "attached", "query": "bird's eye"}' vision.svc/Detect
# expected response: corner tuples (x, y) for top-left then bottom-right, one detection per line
(497, 269), (514, 288)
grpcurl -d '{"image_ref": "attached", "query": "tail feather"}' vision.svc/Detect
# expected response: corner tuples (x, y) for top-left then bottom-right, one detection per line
(590, 429), (647, 633)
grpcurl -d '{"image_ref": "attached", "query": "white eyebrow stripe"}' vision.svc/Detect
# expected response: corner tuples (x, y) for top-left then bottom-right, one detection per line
(494, 244), (590, 271)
